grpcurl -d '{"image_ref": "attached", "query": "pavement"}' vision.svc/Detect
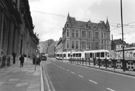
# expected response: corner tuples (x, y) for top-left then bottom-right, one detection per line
(0, 58), (42, 91)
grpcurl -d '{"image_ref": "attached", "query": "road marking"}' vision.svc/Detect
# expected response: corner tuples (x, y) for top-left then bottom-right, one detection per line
(89, 79), (97, 84)
(65, 61), (135, 79)
(78, 75), (83, 78)
(44, 67), (56, 91)
(63, 68), (65, 69)
(40, 67), (45, 91)
(107, 88), (115, 91)
(71, 71), (75, 74)
(66, 69), (69, 71)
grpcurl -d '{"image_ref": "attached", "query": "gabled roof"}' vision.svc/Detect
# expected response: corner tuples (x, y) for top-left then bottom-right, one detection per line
(113, 39), (126, 45)
(76, 21), (87, 27)
(66, 14), (109, 30)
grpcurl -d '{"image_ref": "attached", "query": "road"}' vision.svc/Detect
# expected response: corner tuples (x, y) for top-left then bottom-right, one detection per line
(43, 58), (135, 91)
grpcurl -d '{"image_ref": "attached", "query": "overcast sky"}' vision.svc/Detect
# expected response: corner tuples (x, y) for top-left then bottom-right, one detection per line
(29, 0), (135, 43)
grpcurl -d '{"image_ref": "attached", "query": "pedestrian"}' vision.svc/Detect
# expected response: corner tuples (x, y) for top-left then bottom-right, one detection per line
(19, 55), (24, 67)
(98, 57), (101, 68)
(38, 57), (41, 65)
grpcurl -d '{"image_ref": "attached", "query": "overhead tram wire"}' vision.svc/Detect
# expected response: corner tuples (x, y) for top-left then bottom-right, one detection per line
(31, 10), (100, 22)
(31, 10), (66, 17)
(31, 10), (135, 30)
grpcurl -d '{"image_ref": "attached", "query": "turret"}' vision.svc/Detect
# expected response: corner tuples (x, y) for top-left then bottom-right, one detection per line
(106, 17), (110, 30)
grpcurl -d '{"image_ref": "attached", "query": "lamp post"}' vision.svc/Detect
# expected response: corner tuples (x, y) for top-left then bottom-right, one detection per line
(120, 0), (125, 71)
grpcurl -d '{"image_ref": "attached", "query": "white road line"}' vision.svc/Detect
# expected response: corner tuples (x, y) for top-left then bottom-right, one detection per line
(66, 62), (135, 79)
(107, 88), (115, 91)
(63, 68), (65, 69)
(78, 75), (83, 78)
(89, 79), (97, 84)
(66, 69), (69, 71)
(71, 71), (75, 74)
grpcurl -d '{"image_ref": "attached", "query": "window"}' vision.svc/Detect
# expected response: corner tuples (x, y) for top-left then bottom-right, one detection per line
(82, 41), (86, 49)
(76, 41), (78, 49)
(72, 41), (75, 49)
(97, 53), (100, 57)
(76, 30), (79, 37)
(67, 29), (69, 37)
(79, 53), (81, 57)
(102, 40), (104, 44)
(90, 53), (93, 58)
(68, 54), (70, 57)
(101, 52), (104, 57)
(72, 30), (75, 37)
(64, 54), (66, 57)
(73, 54), (75, 57)
(67, 24), (69, 27)
(104, 33), (106, 38)
(82, 31), (86, 38)
(106, 40), (108, 45)
(76, 53), (79, 57)
(88, 31), (92, 38)
(101, 27), (104, 29)
(95, 42), (99, 49)
(88, 42), (91, 49)
(102, 32), (104, 38)
(67, 40), (70, 49)
(95, 32), (98, 39)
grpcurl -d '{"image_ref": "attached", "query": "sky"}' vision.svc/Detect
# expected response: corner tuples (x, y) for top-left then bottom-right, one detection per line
(29, 0), (135, 43)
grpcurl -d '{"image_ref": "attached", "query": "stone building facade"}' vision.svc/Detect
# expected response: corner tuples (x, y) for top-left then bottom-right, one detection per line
(55, 38), (63, 53)
(0, 0), (39, 66)
(62, 14), (111, 52)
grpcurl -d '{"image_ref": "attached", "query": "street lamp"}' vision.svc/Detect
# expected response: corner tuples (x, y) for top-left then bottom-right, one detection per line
(120, 0), (125, 71)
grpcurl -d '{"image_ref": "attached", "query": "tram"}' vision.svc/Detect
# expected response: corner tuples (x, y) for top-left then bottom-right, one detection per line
(55, 49), (111, 60)
(84, 49), (111, 60)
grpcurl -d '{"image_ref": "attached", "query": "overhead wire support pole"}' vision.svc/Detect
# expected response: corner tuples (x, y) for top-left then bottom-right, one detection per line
(120, 0), (125, 71)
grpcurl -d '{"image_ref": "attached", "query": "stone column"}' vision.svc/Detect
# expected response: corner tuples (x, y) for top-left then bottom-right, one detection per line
(0, 13), (4, 55)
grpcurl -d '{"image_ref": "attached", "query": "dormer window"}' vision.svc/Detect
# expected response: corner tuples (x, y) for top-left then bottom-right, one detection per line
(67, 24), (69, 27)
(89, 26), (91, 29)
(101, 27), (104, 29)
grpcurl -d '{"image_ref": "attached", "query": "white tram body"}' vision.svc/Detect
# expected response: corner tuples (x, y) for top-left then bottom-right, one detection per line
(70, 51), (85, 59)
(55, 49), (111, 60)
(55, 52), (63, 60)
(84, 49), (111, 60)
(62, 51), (71, 60)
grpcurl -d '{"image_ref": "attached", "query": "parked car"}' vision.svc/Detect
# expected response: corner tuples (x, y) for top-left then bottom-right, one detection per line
(41, 56), (47, 61)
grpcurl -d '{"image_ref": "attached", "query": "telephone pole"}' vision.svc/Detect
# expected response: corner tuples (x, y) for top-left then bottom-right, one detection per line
(120, 0), (125, 71)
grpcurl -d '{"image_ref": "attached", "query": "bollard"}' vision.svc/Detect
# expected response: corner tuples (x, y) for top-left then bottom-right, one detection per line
(93, 58), (96, 66)
(98, 58), (101, 68)
(104, 58), (108, 69)
(89, 58), (90, 66)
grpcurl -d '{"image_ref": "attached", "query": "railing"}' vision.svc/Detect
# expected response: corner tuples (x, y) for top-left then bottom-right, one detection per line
(69, 58), (135, 71)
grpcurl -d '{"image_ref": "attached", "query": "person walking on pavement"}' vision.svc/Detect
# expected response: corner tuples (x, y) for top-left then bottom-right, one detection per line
(19, 55), (24, 67)
(38, 57), (41, 65)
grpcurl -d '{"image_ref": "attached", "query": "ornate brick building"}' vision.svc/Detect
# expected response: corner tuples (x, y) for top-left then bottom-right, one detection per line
(62, 14), (111, 52)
